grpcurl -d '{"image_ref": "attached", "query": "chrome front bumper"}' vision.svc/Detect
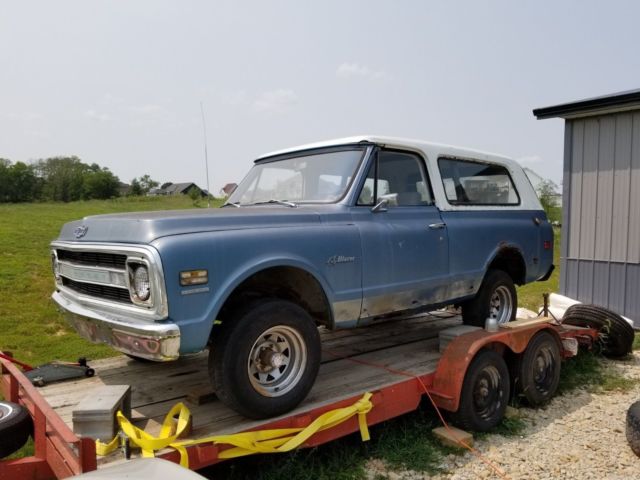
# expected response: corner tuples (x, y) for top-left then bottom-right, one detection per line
(52, 291), (180, 361)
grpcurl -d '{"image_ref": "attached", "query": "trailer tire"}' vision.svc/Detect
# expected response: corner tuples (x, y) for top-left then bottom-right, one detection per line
(516, 331), (561, 406)
(462, 269), (516, 327)
(209, 299), (321, 419)
(449, 349), (510, 432)
(562, 304), (633, 358)
(0, 401), (33, 458)
(626, 400), (640, 457)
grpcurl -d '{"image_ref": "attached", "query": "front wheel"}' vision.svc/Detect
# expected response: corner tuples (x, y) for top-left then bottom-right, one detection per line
(462, 269), (517, 327)
(209, 299), (321, 419)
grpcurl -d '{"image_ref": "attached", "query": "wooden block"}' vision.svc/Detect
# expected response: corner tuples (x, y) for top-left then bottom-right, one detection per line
(432, 426), (473, 448)
(504, 406), (520, 419)
(501, 316), (555, 329)
(186, 386), (217, 406)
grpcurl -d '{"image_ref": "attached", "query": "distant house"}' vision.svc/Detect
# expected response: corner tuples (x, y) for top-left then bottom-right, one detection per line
(220, 183), (237, 197)
(162, 182), (204, 196)
(118, 182), (131, 196)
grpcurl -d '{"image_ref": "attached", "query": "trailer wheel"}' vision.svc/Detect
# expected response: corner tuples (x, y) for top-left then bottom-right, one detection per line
(449, 349), (510, 432)
(209, 299), (321, 419)
(626, 400), (640, 457)
(0, 401), (33, 458)
(516, 331), (561, 406)
(462, 269), (516, 327)
(562, 304), (633, 358)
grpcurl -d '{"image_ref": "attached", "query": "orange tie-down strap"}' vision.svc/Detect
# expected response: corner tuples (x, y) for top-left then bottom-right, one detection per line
(96, 392), (373, 469)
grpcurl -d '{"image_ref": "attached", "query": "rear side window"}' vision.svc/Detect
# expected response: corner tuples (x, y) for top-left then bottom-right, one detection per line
(438, 158), (520, 206)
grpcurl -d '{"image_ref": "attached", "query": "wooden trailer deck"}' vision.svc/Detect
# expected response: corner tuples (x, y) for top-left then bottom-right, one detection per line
(38, 312), (461, 468)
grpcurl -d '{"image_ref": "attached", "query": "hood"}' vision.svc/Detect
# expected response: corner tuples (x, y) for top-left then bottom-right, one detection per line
(56, 206), (323, 244)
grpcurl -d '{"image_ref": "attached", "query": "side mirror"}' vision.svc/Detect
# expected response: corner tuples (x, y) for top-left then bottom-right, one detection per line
(371, 198), (389, 213)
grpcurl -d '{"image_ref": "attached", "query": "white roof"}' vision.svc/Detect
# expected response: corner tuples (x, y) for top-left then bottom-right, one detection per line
(257, 135), (519, 168)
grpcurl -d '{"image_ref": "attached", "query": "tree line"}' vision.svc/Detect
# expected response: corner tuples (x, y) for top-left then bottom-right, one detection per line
(0, 157), (158, 203)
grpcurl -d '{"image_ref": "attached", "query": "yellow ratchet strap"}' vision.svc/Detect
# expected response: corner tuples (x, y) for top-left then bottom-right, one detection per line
(96, 392), (374, 469)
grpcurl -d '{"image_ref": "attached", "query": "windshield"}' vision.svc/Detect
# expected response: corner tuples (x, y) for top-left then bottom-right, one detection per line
(228, 147), (366, 205)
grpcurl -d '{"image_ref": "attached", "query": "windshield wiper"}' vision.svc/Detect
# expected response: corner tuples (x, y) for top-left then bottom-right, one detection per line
(221, 201), (242, 208)
(252, 199), (298, 208)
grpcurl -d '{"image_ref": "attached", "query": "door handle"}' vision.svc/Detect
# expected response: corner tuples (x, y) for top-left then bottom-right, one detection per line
(428, 223), (446, 229)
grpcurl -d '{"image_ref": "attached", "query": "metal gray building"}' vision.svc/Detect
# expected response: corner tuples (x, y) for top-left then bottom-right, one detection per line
(534, 90), (640, 325)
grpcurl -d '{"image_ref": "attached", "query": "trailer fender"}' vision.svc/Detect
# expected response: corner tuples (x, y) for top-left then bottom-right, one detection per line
(429, 324), (561, 412)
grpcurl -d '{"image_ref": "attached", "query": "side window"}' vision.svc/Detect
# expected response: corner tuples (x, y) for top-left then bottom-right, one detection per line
(357, 150), (433, 206)
(438, 158), (520, 205)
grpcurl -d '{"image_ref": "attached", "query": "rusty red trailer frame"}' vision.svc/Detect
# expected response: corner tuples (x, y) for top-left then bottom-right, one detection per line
(0, 320), (597, 479)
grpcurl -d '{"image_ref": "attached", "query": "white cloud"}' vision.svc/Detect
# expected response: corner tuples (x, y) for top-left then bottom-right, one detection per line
(253, 89), (298, 113)
(84, 109), (110, 122)
(336, 62), (387, 80)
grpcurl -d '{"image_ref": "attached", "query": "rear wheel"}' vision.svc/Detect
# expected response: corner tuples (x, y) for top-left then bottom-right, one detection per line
(516, 331), (561, 406)
(449, 349), (510, 432)
(209, 299), (321, 419)
(462, 269), (517, 327)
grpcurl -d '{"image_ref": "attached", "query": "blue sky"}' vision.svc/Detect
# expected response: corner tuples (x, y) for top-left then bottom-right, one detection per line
(1, 1), (638, 194)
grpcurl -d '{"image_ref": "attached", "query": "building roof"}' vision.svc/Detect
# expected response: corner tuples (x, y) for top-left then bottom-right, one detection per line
(163, 182), (198, 194)
(533, 89), (640, 120)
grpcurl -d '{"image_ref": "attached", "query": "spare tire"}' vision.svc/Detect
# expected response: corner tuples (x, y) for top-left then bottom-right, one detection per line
(627, 400), (640, 457)
(561, 304), (634, 358)
(0, 401), (33, 458)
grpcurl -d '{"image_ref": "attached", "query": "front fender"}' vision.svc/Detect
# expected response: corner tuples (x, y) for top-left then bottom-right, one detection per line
(152, 224), (362, 353)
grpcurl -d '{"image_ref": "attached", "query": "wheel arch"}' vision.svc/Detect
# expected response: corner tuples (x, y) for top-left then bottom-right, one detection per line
(485, 243), (527, 286)
(206, 258), (335, 343)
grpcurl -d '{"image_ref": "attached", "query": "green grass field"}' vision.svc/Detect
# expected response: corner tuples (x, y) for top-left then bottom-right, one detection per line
(0, 195), (221, 365)
(0, 199), (626, 478)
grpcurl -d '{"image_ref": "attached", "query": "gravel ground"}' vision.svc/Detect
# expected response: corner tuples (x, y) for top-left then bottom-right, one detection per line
(366, 352), (640, 480)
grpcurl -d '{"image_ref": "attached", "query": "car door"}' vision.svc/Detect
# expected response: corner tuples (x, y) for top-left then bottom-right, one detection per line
(351, 148), (449, 321)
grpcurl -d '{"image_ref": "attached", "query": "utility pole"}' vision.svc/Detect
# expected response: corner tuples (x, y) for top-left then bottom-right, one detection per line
(200, 101), (211, 208)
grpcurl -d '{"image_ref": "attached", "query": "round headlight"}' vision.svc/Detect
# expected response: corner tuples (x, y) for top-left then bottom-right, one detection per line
(133, 265), (150, 301)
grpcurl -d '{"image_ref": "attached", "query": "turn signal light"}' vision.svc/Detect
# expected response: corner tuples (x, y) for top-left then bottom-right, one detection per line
(180, 269), (208, 286)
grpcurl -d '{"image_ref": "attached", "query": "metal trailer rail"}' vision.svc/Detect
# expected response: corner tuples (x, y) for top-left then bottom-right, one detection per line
(0, 315), (598, 479)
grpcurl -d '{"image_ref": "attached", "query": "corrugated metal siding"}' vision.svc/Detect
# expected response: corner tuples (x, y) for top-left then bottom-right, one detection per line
(563, 259), (640, 320)
(561, 110), (640, 324)
(629, 113), (640, 264)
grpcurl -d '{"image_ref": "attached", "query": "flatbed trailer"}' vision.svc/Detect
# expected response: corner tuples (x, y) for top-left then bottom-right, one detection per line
(1, 312), (598, 479)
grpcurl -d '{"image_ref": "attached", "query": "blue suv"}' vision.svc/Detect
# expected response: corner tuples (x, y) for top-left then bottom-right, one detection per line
(51, 136), (554, 418)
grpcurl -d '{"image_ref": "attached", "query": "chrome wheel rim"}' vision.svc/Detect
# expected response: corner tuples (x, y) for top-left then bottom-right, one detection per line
(489, 285), (513, 325)
(248, 325), (307, 397)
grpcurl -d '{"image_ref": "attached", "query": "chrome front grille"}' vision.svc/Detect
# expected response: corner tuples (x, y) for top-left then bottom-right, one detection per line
(55, 248), (132, 304)
(51, 242), (168, 320)
(56, 250), (127, 269)
(62, 278), (132, 304)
